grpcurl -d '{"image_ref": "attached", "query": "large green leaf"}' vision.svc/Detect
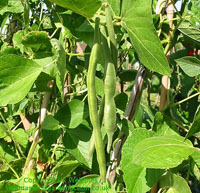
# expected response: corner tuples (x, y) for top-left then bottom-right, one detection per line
(131, 135), (198, 169)
(121, 129), (163, 193)
(175, 56), (200, 77)
(0, 54), (42, 106)
(121, 0), (170, 76)
(55, 99), (89, 128)
(160, 173), (191, 193)
(48, 0), (101, 18)
(186, 105), (200, 138)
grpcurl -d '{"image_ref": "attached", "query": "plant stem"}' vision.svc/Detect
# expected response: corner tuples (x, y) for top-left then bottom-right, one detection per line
(6, 160), (20, 179)
(153, 1), (174, 193)
(170, 92), (200, 108)
(23, 81), (54, 175)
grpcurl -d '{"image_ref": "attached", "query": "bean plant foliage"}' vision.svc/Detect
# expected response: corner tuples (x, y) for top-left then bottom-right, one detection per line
(0, 0), (200, 192)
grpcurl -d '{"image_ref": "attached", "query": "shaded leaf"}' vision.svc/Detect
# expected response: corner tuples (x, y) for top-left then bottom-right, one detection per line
(152, 112), (179, 136)
(63, 122), (92, 168)
(115, 92), (128, 112)
(118, 69), (137, 82)
(0, 140), (17, 163)
(55, 99), (89, 128)
(50, 159), (79, 180)
(0, 0), (8, 10)
(186, 105), (200, 138)
(41, 115), (61, 149)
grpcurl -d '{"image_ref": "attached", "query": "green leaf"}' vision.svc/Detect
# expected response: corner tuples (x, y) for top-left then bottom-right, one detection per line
(178, 20), (200, 43)
(13, 128), (29, 148)
(63, 122), (92, 168)
(122, 129), (163, 193)
(35, 72), (53, 92)
(188, 0), (200, 23)
(121, 0), (170, 76)
(0, 0), (23, 14)
(22, 31), (52, 53)
(74, 174), (99, 188)
(186, 105), (200, 138)
(131, 135), (197, 169)
(48, 0), (101, 18)
(0, 0), (8, 10)
(34, 56), (57, 77)
(0, 123), (8, 138)
(160, 173), (191, 193)
(107, 0), (121, 16)
(115, 92), (128, 112)
(50, 159), (80, 180)
(118, 69), (137, 82)
(12, 30), (24, 49)
(41, 115), (61, 149)
(95, 77), (104, 98)
(0, 54), (42, 106)
(152, 112), (179, 136)
(51, 39), (66, 102)
(175, 56), (200, 77)
(55, 99), (89, 128)
(0, 140), (17, 163)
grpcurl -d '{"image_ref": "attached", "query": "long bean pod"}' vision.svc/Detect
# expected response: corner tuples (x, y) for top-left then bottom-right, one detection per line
(104, 61), (116, 153)
(87, 18), (106, 181)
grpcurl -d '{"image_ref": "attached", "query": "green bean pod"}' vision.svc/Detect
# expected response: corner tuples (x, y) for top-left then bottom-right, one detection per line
(87, 18), (106, 181)
(104, 62), (116, 152)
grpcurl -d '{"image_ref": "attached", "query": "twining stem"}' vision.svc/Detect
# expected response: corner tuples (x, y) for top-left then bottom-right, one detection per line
(152, 1), (174, 193)
(160, 0), (174, 111)
(106, 66), (147, 183)
(23, 80), (54, 175)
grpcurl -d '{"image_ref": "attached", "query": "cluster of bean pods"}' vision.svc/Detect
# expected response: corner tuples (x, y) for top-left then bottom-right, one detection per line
(87, 4), (117, 181)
